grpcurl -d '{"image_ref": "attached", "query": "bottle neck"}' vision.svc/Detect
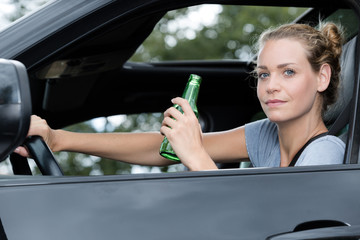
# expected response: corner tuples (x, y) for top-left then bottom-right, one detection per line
(182, 81), (200, 104)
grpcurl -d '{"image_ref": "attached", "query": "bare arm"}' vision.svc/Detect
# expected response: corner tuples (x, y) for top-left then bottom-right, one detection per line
(15, 115), (174, 166)
(202, 126), (249, 163)
(55, 130), (174, 166)
(17, 110), (249, 170)
(60, 126), (250, 167)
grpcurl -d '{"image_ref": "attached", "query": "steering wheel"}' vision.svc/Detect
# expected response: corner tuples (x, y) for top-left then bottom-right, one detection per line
(24, 136), (64, 176)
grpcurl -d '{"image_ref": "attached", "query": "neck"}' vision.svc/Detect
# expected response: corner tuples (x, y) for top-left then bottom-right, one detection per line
(276, 114), (327, 167)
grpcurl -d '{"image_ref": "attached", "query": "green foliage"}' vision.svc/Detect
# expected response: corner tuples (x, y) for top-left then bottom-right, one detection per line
(2, 0), (49, 22)
(131, 5), (307, 62)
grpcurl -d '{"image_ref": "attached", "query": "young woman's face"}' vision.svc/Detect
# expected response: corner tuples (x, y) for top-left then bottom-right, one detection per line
(256, 39), (322, 124)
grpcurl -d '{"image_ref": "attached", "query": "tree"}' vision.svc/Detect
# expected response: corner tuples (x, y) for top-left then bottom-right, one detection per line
(131, 5), (306, 61)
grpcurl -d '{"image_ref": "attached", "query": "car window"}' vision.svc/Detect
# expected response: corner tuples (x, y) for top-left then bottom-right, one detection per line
(324, 9), (359, 39)
(130, 4), (308, 62)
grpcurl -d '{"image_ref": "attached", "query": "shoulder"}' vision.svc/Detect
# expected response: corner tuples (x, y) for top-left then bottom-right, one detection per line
(244, 118), (278, 149)
(309, 135), (345, 152)
(245, 118), (280, 167)
(296, 135), (345, 166)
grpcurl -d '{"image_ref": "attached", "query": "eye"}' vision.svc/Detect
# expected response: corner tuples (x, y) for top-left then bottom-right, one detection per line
(258, 72), (269, 80)
(284, 69), (295, 76)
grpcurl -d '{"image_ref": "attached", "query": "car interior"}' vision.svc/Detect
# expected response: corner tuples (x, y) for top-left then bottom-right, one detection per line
(0, 1), (359, 175)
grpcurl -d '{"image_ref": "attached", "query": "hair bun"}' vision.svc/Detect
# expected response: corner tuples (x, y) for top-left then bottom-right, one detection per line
(319, 22), (344, 59)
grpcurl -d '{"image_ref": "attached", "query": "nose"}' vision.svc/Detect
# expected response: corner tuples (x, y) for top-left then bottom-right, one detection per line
(265, 75), (281, 94)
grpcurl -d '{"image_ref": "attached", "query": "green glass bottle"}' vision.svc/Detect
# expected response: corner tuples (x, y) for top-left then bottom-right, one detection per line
(159, 74), (202, 162)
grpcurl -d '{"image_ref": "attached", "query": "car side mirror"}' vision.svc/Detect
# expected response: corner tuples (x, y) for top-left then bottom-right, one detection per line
(0, 59), (31, 162)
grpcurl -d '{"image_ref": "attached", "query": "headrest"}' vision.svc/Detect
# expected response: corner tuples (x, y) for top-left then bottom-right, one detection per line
(324, 36), (356, 123)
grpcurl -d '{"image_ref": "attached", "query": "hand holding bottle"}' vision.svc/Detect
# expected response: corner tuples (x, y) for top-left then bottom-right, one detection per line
(159, 74), (201, 161)
(160, 97), (217, 170)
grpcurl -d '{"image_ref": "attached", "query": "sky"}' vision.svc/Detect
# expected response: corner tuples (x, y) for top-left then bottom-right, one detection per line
(0, 0), (51, 30)
(0, 0), (15, 26)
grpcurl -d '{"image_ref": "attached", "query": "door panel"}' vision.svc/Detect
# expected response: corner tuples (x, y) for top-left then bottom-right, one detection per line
(0, 166), (359, 239)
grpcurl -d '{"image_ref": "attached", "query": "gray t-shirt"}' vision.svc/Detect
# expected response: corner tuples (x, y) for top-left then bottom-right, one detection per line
(244, 119), (345, 167)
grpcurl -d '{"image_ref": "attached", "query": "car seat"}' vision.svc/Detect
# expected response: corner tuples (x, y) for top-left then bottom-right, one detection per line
(326, 36), (357, 141)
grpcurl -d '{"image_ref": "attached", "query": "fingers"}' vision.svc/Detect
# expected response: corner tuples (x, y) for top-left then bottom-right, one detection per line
(171, 97), (194, 116)
(13, 114), (49, 158)
(27, 114), (56, 150)
(161, 97), (196, 131)
(162, 97), (195, 121)
(14, 146), (30, 158)
(14, 115), (57, 157)
(163, 105), (183, 122)
(161, 113), (177, 128)
(160, 97), (199, 139)
(28, 115), (49, 138)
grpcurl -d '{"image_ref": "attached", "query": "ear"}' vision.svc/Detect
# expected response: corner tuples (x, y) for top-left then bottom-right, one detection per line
(317, 63), (331, 92)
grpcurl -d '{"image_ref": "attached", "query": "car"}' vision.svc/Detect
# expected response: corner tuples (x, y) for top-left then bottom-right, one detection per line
(1, 0), (360, 239)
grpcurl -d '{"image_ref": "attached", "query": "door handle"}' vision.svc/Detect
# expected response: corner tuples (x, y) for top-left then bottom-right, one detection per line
(267, 221), (360, 240)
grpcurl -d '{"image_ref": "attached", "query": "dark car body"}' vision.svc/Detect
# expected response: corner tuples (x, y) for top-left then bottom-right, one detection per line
(1, 0), (360, 239)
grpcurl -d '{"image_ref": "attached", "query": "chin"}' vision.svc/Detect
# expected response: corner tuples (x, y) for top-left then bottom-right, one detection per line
(266, 114), (290, 124)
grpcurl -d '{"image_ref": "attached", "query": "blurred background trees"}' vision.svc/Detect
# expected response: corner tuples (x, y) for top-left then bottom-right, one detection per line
(0, 0), (48, 25)
(130, 5), (306, 62)
(1, 1), (306, 175)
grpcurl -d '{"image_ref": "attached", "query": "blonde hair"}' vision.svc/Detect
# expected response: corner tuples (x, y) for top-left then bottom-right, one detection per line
(256, 22), (344, 114)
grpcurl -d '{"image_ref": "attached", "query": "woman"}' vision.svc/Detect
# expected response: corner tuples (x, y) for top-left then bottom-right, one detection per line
(15, 22), (345, 170)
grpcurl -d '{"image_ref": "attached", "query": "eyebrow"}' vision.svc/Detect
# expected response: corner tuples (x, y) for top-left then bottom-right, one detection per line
(257, 63), (296, 70)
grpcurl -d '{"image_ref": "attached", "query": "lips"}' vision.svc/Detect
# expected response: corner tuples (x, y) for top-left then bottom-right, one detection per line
(265, 99), (286, 107)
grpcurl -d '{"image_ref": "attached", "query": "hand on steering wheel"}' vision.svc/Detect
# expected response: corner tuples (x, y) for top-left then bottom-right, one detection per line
(24, 136), (63, 176)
